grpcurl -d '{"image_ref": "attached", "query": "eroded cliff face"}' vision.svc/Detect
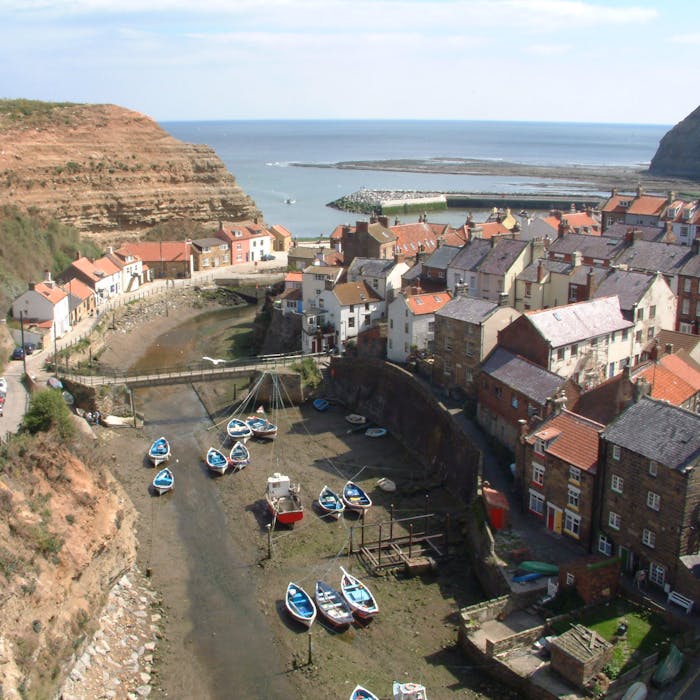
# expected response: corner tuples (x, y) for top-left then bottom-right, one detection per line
(0, 102), (260, 241)
(0, 427), (137, 697)
(649, 105), (700, 181)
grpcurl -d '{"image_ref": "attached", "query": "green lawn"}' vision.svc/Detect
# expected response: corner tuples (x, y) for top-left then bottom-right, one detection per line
(550, 598), (675, 678)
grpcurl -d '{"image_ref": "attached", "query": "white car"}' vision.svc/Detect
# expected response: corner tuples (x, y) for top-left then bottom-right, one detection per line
(0, 377), (7, 395)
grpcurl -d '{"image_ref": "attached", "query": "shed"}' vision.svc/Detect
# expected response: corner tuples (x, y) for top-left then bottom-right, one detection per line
(550, 624), (613, 688)
(482, 482), (510, 531)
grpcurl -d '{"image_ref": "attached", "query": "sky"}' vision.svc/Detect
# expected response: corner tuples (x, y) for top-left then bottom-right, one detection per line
(1, 0), (698, 124)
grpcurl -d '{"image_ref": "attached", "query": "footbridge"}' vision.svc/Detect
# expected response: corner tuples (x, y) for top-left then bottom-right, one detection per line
(58, 352), (329, 389)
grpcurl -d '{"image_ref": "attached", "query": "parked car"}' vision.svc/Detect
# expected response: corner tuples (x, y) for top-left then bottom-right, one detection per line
(11, 346), (24, 360)
(0, 377), (7, 394)
(261, 253), (276, 261)
(24, 342), (36, 355)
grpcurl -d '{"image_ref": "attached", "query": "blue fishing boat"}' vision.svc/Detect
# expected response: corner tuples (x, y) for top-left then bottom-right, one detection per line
(318, 484), (345, 519)
(206, 447), (230, 475)
(228, 440), (250, 470)
(246, 413), (278, 439)
(152, 467), (174, 495)
(342, 481), (372, 512)
(350, 685), (379, 700)
(313, 398), (330, 412)
(512, 571), (545, 583)
(148, 437), (171, 466)
(285, 582), (316, 627)
(340, 566), (378, 619)
(226, 417), (253, 442)
(365, 427), (387, 438)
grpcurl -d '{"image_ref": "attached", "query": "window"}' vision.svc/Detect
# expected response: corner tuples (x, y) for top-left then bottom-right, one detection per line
(649, 305), (656, 319)
(684, 278), (692, 293)
(647, 491), (661, 511)
(494, 386), (502, 399)
(390, 319), (394, 329)
(599, 534), (613, 556)
(445, 340), (453, 351)
(649, 562), (666, 587)
(567, 486), (580, 509)
(564, 511), (581, 539)
(649, 460), (658, 477)
(557, 348), (565, 361)
(525, 282), (532, 297)
(466, 342), (475, 357)
(642, 529), (656, 548)
(612, 445), (620, 461)
(348, 317), (355, 328)
(569, 466), (581, 484)
(647, 327), (655, 339)
(571, 344), (578, 357)
(682, 299), (690, 315)
(637, 307), (644, 321)
(566, 572), (575, 586)
(611, 474), (623, 494)
(534, 438), (545, 455)
(532, 463), (545, 486)
(529, 490), (545, 516)
(404, 323), (409, 333)
(622, 328), (629, 341)
(511, 394), (519, 409)
(635, 330), (643, 343)
(608, 511), (621, 530)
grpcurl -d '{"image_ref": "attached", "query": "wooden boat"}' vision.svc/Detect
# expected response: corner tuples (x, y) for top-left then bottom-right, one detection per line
(621, 681), (647, 700)
(512, 571), (545, 583)
(152, 467), (174, 495)
(266, 472), (304, 525)
(318, 484), (345, 519)
(285, 582), (316, 627)
(520, 561), (560, 575)
(228, 440), (250, 470)
(346, 413), (367, 425)
(393, 680), (429, 700)
(226, 417), (253, 442)
(376, 477), (397, 492)
(350, 685), (379, 700)
(342, 481), (372, 512)
(313, 398), (330, 412)
(339, 566), (378, 619)
(365, 427), (387, 438)
(148, 437), (171, 466)
(314, 580), (354, 628)
(206, 446), (230, 475)
(246, 414), (278, 439)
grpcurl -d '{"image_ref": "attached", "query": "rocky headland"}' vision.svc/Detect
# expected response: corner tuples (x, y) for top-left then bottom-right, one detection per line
(650, 104), (700, 181)
(0, 101), (260, 244)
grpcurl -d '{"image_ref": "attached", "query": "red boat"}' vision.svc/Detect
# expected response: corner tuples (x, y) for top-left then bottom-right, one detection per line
(265, 472), (303, 526)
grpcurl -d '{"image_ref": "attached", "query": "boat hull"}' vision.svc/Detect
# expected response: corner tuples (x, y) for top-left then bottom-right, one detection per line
(520, 561), (559, 575)
(148, 437), (171, 466)
(152, 468), (174, 495)
(285, 583), (316, 627)
(315, 581), (354, 628)
(342, 481), (372, 512)
(267, 498), (304, 525)
(206, 448), (230, 475)
(350, 685), (379, 700)
(318, 486), (345, 519)
(340, 567), (378, 619)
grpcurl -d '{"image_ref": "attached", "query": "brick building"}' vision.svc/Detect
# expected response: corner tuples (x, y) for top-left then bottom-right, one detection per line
(677, 241), (700, 334)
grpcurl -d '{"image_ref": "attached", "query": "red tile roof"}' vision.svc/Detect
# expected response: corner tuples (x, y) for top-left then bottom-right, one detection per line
(269, 224), (293, 239)
(660, 353), (700, 391)
(33, 282), (67, 304)
(405, 291), (451, 315)
(117, 242), (191, 262)
(633, 363), (695, 405)
(527, 410), (604, 472)
(333, 280), (382, 306)
(63, 277), (94, 301)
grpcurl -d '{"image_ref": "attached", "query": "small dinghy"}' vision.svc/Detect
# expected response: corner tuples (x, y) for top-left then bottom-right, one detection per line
(152, 467), (174, 495)
(148, 437), (171, 466)
(228, 440), (250, 470)
(346, 413), (367, 425)
(246, 414), (278, 439)
(206, 446), (230, 475)
(226, 417), (253, 442)
(376, 477), (397, 492)
(342, 481), (372, 512)
(340, 566), (378, 619)
(285, 582), (316, 628)
(314, 580), (354, 629)
(318, 484), (345, 519)
(520, 561), (559, 575)
(313, 398), (330, 412)
(393, 680), (428, 700)
(365, 427), (387, 438)
(350, 685), (379, 700)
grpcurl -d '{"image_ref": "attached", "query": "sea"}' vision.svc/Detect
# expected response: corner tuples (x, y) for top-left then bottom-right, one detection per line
(159, 120), (669, 238)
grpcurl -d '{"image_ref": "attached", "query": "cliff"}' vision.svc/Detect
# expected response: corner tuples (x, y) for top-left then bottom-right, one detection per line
(0, 428), (137, 697)
(0, 101), (261, 241)
(649, 105), (700, 181)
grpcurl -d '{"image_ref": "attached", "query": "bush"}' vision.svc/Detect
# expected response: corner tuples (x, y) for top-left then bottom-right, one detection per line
(22, 389), (75, 440)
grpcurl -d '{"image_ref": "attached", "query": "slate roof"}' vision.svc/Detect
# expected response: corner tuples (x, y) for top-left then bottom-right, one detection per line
(423, 245), (462, 270)
(615, 240), (693, 275)
(347, 257), (396, 279)
(448, 238), (492, 273)
(481, 348), (565, 405)
(603, 222), (667, 242)
(526, 296), (632, 347)
(436, 296), (499, 323)
(367, 222), (397, 245)
(478, 239), (529, 275)
(547, 233), (626, 260)
(603, 397), (700, 469)
(680, 251), (700, 277)
(517, 259), (570, 282)
(403, 262), (422, 282)
(570, 265), (608, 286)
(592, 269), (654, 311)
(191, 237), (228, 249)
(656, 329), (700, 356)
(551, 626), (611, 663)
(526, 409), (604, 472)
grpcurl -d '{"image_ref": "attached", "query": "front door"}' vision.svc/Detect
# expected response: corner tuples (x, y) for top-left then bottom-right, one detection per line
(619, 546), (635, 573)
(546, 504), (562, 534)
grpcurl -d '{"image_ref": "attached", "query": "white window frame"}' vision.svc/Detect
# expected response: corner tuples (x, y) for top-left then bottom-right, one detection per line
(532, 462), (545, 486)
(564, 510), (581, 539)
(567, 485), (580, 509)
(569, 466), (581, 484)
(598, 534), (613, 556)
(647, 491), (661, 511)
(649, 562), (666, 587)
(608, 511), (621, 530)
(565, 572), (575, 586)
(612, 445), (621, 461)
(611, 474), (623, 494)
(649, 460), (658, 477)
(528, 490), (545, 516)
(642, 529), (656, 548)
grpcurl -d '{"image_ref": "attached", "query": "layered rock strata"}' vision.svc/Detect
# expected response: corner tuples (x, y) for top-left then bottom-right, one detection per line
(649, 105), (700, 181)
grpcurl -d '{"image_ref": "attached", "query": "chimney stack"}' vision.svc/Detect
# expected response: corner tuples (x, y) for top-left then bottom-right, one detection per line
(498, 292), (509, 306)
(665, 343), (673, 355)
(378, 215), (389, 228)
(537, 260), (546, 282)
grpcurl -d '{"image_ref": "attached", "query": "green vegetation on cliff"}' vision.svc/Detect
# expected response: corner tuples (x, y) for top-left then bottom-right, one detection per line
(0, 205), (101, 317)
(0, 98), (80, 128)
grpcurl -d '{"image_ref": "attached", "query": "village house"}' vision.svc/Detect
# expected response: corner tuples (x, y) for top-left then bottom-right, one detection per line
(677, 241), (700, 334)
(346, 257), (408, 304)
(432, 293), (520, 396)
(341, 218), (397, 266)
(600, 187), (673, 232)
(664, 198), (700, 246)
(477, 347), (570, 451)
(11, 273), (71, 343)
(591, 269), (677, 365)
(268, 223), (293, 252)
(106, 246), (144, 293)
(386, 289), (451, 364)
(62, 253), (123, 302)
(419, 244), (462, 291)
(443, 237), (491, 292)
(300, 264), (346, 353)
(546, 231), (627, 268)
(215, 220), (273, 264)
(497, 296), (634, 388)
(116, 241), (192, 279)
(274, 271), (303, 316)
(632, 351), (700, 413)
(597, 397), (700, 596)
(603, 222), (671, 244)
(520, 208), (601, 240)
(63, 277), (97, 326)
(190, 237), (230, 271)
(516, 407), (605, 550)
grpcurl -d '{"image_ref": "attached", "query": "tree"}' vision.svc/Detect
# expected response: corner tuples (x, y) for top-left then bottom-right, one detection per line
(22, 389), (75, 440)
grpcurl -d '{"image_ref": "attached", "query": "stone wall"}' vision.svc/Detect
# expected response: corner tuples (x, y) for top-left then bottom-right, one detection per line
(486, 624), (546, 656)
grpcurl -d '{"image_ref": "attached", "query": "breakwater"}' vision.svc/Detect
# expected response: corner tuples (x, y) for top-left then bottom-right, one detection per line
(328, 188), (603, 215)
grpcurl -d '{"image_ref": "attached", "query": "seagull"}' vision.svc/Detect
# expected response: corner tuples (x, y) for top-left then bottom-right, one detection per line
(202, 356), (226, 365)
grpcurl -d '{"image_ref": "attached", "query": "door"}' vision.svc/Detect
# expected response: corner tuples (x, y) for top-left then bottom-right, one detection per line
(546, 504), (562, 534)
(619, 546), (635, 573)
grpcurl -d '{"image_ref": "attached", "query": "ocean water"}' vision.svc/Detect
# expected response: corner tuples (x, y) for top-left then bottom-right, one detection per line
(159, 120), (669, 237)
